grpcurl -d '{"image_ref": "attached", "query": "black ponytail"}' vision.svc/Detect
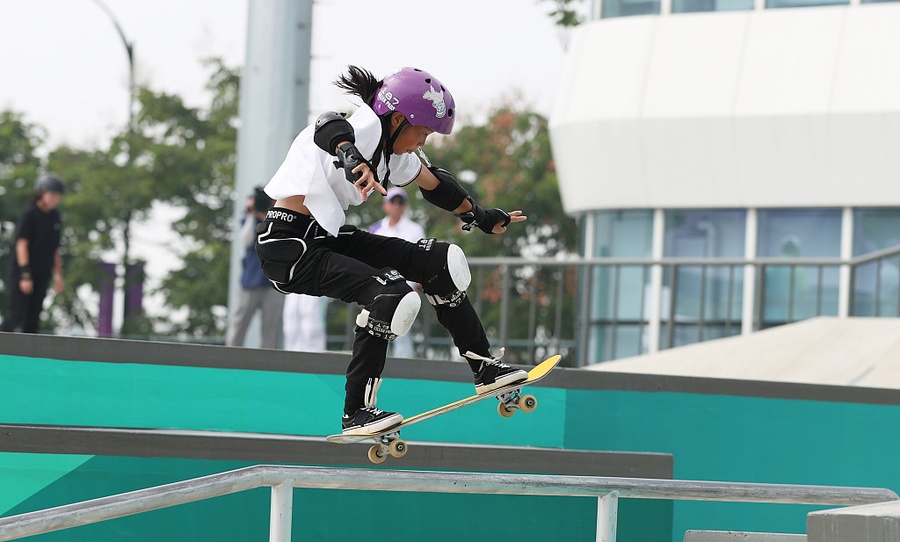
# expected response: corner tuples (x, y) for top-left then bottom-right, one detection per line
(334, 66), (381, 107)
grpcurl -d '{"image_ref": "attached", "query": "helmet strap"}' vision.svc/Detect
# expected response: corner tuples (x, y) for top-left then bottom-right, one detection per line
(380, 116), (410, 187)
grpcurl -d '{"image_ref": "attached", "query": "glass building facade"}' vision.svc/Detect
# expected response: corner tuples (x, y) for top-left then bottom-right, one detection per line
(584, 207), (900, 363)
(600, 0), (897, 17)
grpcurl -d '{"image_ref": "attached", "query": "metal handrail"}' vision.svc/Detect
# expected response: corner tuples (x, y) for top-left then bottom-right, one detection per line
(0, 465), (896, 541)
(327, 248), (900, 365)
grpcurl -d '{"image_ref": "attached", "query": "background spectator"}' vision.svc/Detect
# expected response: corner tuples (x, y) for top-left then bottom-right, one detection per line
(1, 173), (66, 334)
(368, 187), (426, 358)
(225, 187), (283, 348)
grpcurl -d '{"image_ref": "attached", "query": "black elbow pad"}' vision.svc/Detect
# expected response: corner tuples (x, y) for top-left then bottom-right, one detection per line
(419, 166), (469, 212)
(313, 111), (355, 156)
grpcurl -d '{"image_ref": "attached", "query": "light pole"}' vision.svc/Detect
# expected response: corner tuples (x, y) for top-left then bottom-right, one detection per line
(89, 0), (138, 336)
(89, 0), (134, 133)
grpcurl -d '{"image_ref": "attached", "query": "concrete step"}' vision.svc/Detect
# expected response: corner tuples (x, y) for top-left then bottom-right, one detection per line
(685, 531), (806, 542)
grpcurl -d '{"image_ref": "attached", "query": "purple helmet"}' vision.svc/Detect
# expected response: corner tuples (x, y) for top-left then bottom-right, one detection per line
(373, 67), (456, 134)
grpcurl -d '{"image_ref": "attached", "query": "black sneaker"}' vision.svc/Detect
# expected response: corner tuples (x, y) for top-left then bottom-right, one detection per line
(341, 406), (403, 435)
(465, 350), (528, 394)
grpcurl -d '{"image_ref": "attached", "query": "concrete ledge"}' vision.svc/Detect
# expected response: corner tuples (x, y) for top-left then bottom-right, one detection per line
(807, 500), (900, 542)
(685, 531), (806, 541)
(0, 423), (673, 478)
(4, 331), (900, 405)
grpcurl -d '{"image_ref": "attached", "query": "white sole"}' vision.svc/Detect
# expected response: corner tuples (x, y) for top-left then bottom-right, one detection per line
(475, 370), (528, 394)
(342, 414), (403, 435)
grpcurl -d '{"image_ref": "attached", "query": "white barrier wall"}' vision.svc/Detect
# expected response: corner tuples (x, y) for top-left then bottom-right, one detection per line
(549, 5), (900, 214)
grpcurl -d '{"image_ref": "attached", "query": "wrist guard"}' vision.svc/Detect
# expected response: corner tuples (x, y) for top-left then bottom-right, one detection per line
(335, 142), (373, 184)
(19, 265), (32, 280)
(419, 166), (469, 212)
(313, 111), (355, 155)
(456, 199), (511, 234)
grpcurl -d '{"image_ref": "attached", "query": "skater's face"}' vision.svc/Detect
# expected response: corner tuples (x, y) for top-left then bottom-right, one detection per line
(389, 112), (433, 155)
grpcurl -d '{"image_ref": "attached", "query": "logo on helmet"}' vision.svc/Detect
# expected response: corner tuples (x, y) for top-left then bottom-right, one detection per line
(422, 85), (446, 119)
(378, 89), (399, 112)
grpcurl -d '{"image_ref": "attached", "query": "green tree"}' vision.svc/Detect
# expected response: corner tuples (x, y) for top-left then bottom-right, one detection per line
(32, 59), (239, 338)
(150, 60), (239, 339)
(542, 0), (588, 27)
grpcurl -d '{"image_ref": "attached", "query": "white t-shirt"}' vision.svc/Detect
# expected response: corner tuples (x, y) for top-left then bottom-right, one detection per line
(264, 104), (423, 236)
(368, 216), (426, 244)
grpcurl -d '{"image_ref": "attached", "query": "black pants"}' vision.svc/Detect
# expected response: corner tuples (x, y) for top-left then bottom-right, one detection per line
(256, 208), (490, 415)
(1, 273), (51, 333)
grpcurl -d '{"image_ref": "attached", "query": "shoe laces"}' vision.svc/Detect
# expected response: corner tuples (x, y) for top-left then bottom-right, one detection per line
(360, 406), (385, 417)
(464, 347), (508, 368)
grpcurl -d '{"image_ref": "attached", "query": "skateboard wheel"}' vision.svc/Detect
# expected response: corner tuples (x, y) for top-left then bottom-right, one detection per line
(389, 439), (408, 458)
(367, 445), (388, 464)
(497, 402), (516, 418)
(520, 394), (538, 413)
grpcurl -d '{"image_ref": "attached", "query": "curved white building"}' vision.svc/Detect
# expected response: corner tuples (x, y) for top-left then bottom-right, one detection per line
(549, 0), (900, 364)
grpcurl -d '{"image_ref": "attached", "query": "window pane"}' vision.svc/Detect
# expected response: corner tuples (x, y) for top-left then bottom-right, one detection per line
(588, 323), (646, 362)
(762, 264), (839, 325)
(853, 257), (900, 317)
(593, 210), (654, 258)
(589, 265), (651, 319)
(767, 0), (848, 8)
(853, 208), (900, 256)
(757, 209), (841, 258)
(673, 0), (753, 12)
(602, 0), (661, 18)
(665, 209), (746, 257)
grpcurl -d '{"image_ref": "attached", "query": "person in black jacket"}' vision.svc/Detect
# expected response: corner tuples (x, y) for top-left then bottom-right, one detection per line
(1, 173), (65, 333)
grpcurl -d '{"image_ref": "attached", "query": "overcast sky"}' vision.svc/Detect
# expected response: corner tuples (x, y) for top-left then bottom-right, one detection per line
(0, 0), (570, 149)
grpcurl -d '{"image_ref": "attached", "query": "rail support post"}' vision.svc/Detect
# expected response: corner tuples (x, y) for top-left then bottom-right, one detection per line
(596, 490), (619, 542)
(269, 480), (293, 542)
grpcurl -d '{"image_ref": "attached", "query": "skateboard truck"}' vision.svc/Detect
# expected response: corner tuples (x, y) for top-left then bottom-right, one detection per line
(368, 430), (408, 464)
(496, 387), (538, 418)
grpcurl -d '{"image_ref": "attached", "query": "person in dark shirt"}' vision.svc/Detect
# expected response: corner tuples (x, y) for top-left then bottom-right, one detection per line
(225, 187), (283, 348)
(1, 173), (65, 333)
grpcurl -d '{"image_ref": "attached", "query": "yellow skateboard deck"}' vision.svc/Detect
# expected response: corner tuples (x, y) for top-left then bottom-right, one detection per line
(326, 354), (562, 463)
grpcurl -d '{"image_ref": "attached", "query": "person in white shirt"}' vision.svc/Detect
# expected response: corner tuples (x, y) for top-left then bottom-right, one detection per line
(368, 187), (425, 358)
(282, 293), (326, 352)
(256, 66), (528, 435)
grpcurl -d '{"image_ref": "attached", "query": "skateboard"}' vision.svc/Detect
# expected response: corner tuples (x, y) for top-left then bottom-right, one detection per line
(326, 354), (562, 463)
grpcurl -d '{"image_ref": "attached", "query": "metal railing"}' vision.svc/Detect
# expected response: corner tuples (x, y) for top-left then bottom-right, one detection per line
(324, 246), (900, 367)
(0, 465), (895, 542)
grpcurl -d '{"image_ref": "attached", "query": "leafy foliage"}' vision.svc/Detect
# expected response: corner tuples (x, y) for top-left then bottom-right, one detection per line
(542, 0), (587, 27)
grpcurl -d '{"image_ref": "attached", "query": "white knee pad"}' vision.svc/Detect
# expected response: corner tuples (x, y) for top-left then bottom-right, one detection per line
(355, 292), (420, 338)
(447, 244), (471, 292)
(390, 290), (421, 337)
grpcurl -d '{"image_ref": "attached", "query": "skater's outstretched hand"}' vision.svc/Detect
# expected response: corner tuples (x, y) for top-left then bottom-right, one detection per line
(492, 210), (527, 234)
(352, 163), (387, 202)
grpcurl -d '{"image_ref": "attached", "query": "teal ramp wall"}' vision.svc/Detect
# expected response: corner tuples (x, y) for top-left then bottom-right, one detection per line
(0, 336), (670, 542)
(1, 333), (899, 541)
(565, 387), (900, 538)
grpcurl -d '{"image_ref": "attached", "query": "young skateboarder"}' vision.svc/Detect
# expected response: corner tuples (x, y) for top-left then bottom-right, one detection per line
(256, 66), (528, 435)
